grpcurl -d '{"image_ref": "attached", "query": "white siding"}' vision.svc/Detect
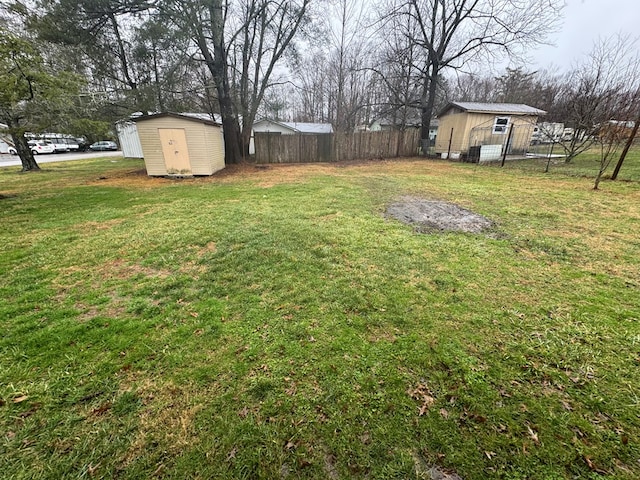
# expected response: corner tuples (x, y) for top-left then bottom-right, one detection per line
(115, 121), (144, 158)
(253, 120), (295, 135)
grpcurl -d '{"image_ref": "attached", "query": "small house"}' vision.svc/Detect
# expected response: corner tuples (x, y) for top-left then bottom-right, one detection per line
(252, 119), (334, 135)
(435, 102), (545, 160)
(251, 119), (333, 155)
(134, 112), (225, 176)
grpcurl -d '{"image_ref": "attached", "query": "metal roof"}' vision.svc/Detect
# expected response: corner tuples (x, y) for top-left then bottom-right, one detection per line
(442, 102), (546, 116)
(279, 121), (334, 134)
(133, 112), (221, 127)
(254, 119), (333, 134)
(180, 112), (223, 124)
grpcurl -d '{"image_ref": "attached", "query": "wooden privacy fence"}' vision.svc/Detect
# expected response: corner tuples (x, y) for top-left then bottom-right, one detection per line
(254, 129), (421, 164)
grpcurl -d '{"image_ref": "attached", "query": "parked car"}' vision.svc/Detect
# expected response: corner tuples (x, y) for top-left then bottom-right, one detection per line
(27, 140), (55, 155)
(61, 137), (80, 152)
(89, 141), (118, 151)
(49, 139), (70, 153)
(8, 146), (17, 155)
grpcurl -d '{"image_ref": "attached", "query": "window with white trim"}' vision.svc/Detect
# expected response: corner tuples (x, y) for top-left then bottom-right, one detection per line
(493, 116), (510, 134)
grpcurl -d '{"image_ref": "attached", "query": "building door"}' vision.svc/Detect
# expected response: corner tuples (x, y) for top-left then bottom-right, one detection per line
(158, 128), (191, 174)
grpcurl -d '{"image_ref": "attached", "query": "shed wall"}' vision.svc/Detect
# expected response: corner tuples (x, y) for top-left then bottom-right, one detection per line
(136, 117), (225, 176)
(435, 112), (469, 154)
(436, 112), (538, 154)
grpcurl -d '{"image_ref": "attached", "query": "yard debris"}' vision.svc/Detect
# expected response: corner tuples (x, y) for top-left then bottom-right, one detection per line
(526, 424), (540, 445)
(407, 382), (435, 416)
(583, 455), (608, 474)
(413, 451), (463, 479)
(91, 402), (112, 416)
(386, 197), (494, 234)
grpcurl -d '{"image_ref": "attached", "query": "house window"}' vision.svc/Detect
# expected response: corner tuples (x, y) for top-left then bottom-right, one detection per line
(493, 116), (510, 134)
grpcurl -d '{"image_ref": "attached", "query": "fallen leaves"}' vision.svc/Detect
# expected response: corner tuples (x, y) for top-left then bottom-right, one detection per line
(91, 402), (112, 416)
(407, 382), (435, 416)
(583, 455), (608, 475)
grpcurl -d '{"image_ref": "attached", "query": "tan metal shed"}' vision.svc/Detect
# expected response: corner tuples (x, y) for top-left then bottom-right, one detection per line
(134, 112), (225, 176)
(435, 102), (545, 159)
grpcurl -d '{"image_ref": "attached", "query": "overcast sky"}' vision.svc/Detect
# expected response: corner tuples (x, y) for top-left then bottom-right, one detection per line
(528, 0), (639, 70)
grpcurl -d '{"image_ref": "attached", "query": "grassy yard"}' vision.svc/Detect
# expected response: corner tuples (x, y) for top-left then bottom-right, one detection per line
(0, 154), (639, 479)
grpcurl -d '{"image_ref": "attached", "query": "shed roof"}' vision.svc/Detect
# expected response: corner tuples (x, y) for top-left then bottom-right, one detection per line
(440, 102), (546, 117)
(133, 112), (221, 127)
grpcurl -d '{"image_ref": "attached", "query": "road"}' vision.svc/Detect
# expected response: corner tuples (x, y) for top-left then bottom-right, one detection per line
(0, 150), (124, 168)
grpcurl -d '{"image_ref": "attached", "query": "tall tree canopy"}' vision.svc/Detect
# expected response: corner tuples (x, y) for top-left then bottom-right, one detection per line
(0, 28), (82, 171)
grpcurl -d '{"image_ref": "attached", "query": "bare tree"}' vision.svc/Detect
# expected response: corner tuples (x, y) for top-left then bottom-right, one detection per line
(382, 0), (563, 151)
(547, 36), (640, 173)
(292, 55), (331, 122)
(162, 0), (311, 163)
(368, 8), (426, 130)
(447, 73), (498, 103)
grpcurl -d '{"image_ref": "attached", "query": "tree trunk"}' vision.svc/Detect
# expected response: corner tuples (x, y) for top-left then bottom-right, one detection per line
(594, 171), (603, 190)
(10, 131), (40, 172)
(420, 66), (438, 154)
(611, 112), (640, 180)
(200, 0), (243, 164)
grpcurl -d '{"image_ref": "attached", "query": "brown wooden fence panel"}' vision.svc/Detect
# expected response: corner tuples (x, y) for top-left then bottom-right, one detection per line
(254, 129), (420, 164)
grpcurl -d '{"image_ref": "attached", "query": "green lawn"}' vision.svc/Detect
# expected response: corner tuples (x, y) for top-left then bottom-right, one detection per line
(1, 154), (639, 479)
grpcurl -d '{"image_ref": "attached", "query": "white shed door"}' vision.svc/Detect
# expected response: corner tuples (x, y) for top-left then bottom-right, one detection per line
(159, 128), (191, 174)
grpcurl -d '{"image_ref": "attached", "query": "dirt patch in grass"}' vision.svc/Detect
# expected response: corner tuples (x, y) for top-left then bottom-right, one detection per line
(86, 169), (171, 188)
(386, 196), (494, 233)
(82, 158), (456, 189)
(117, 377), (208, 469)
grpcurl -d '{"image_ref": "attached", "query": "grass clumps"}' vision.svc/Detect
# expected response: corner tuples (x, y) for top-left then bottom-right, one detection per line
(0, 155), (639, 478)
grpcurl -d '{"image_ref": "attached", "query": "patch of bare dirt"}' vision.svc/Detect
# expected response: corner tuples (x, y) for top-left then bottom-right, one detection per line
(86, 169), (170, 188)
(85, 158), (450, 189)
(386, 196), (494, 234)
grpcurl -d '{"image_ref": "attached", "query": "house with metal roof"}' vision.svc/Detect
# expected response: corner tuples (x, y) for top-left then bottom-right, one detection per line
(252, 119), (334, 135)
(435, 102), (545, 161)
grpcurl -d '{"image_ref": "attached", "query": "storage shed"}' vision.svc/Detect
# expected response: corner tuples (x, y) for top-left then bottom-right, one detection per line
(435, 102), (545, 160)
(134, 112), (225, 176)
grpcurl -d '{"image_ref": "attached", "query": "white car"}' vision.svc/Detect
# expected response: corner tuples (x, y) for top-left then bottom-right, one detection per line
(49, 139), (70, 153)
(63, 138), (80, 151)
(8, 146), (17, 155)
(27, 140), (55, 155)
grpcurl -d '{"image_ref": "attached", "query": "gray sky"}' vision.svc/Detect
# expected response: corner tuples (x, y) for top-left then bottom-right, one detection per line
(528, 0), (639, 70)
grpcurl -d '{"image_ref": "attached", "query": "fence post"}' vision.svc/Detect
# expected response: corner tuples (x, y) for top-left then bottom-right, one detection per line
(501, 124), (515, 167)
(446, 128), (454, 159)
(266, 132), (271, 164)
